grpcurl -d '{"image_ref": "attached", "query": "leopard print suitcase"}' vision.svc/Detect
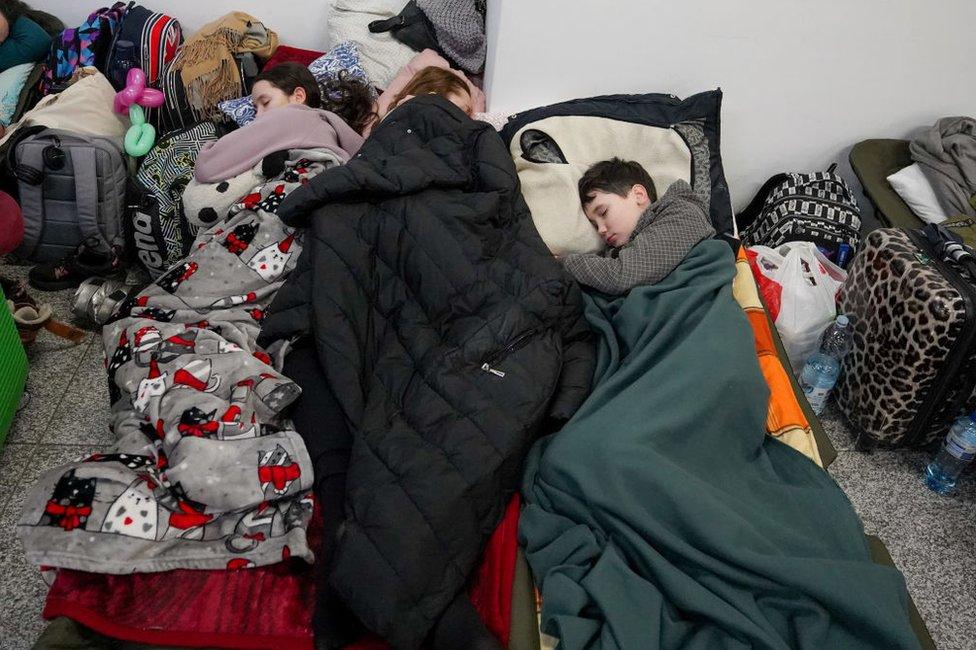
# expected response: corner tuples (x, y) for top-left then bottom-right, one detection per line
(836, 228), (976, 448)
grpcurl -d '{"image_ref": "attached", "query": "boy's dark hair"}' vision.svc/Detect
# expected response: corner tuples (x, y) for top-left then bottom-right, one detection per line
(578, 157), (657, 206)
(320, 69), (377, 134)
(253, 62), (322, 110)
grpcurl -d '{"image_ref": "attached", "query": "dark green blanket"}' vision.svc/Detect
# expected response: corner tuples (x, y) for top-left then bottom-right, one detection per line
(520, 240), (918, 649)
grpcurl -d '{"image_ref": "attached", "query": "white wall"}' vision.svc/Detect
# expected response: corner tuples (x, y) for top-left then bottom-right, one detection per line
(485, 0), (976, 213)
(34, 1), (976, 215)
(34, 1), (333, 51)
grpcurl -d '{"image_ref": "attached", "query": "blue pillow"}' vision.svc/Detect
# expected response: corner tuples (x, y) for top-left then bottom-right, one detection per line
(218, 41), (374, 128)
(217, 95), (256, 127)
(0, 63), (35, 126)
(308, 41), (372, 91)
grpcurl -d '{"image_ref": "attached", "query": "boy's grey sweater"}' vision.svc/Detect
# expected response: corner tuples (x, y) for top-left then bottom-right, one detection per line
(562, 180), (715, 295)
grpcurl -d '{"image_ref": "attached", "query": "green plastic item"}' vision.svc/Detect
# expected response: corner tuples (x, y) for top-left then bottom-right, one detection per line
(0, 285), (28, 449)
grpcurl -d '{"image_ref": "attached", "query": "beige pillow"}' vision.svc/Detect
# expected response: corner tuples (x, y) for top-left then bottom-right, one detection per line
(0, 72), (128, 149)
(508, 115), (693, 257)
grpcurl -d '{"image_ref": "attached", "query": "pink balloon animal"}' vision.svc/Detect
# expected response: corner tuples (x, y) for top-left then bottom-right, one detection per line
(113, 68), (165, 115)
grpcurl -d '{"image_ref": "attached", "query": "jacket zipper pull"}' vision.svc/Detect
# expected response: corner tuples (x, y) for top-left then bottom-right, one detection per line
(481, 363), (506, 378)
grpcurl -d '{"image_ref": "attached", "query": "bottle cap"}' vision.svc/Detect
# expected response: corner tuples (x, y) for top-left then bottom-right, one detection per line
(836, 314), (849, 327)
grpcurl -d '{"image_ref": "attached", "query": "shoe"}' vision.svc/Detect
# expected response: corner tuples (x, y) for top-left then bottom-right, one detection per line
(0, 274), (36, 308)
(6, 300), (86, 346)
(28, 238), (125, 291)
(72, 276), (141, 327)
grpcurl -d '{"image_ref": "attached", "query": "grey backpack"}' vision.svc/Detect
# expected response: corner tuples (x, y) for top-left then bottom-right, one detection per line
(11, 128), (127, 263)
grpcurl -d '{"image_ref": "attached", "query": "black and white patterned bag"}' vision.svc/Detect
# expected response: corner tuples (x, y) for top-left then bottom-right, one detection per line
(739, 165), (862, 253)
(125, 122), (218, 278)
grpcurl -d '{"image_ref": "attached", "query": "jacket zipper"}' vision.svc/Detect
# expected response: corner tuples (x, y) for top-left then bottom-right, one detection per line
(480, 330), (538, 378)
(904, 231), (976, 445)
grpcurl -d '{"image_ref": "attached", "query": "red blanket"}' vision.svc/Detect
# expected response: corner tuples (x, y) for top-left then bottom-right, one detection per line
(43, 496), (520, 649)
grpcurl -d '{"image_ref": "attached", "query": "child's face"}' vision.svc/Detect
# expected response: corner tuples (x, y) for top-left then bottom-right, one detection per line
(582, 184), (652, 247)
(252, 81), (307, 117)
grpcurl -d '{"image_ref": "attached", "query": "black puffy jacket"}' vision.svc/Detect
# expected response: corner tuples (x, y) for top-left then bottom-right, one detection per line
(259, 95), (595, 648)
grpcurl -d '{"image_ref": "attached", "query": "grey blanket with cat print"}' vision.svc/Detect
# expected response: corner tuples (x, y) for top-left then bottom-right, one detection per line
(910, 116), (976, 218)
(18, 149), (346, 573)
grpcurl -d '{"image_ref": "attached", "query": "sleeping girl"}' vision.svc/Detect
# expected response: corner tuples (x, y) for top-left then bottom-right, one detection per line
(382, 65), (474, 118)
(561, 157), (715, 294)
(193, 62), (366, 184)
(194, 61), (479, 186)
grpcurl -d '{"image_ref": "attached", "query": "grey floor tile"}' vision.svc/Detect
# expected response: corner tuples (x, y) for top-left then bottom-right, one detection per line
(0, 442), (24, 514)
(817, 400), (859, 453)
(3, 260), (101, 445)
(5, 338), (92, 445)
(41, 343), (115, 446)
(828, 448), (976, 650)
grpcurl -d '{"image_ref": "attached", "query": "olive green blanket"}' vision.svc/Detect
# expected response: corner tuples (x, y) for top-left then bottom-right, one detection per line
(520, 239), (919, 649)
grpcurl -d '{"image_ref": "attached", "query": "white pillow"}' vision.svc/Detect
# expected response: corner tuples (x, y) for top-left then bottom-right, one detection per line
(328, 0), (418, 90)
(886, 163), (948, 224)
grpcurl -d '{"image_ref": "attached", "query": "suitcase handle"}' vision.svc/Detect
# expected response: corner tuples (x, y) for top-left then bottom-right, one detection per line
(922, 223), (976, 280)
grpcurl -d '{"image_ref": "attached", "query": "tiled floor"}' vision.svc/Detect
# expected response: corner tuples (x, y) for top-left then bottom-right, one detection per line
(1, 263), (974, 649)
(0, 263), (110, 650)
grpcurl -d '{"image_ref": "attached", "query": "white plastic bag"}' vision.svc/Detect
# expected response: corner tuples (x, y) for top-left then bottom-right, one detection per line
(748, 242), (848, 371)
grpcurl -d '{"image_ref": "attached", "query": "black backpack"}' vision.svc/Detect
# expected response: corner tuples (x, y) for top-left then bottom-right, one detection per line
(739, 164), (862, 254)
(104, 3), (183, 91)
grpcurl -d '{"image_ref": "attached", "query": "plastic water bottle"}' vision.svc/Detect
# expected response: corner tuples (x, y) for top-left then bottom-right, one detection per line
(798, 315), (854, 415)
(836, 243), (853, 269)
(924, 414), (976, 494)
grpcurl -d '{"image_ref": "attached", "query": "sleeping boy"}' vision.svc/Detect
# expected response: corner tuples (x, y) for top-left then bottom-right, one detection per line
(561, 158), (715, 294)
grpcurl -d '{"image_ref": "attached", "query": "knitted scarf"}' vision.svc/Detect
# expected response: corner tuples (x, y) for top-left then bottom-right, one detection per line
(171, 12), (278, 119)
(416, 0), (486, 74)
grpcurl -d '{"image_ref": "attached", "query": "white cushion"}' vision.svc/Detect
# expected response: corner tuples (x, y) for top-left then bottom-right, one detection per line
(887, 163), (948, 224)
(328, 0), (418, 90)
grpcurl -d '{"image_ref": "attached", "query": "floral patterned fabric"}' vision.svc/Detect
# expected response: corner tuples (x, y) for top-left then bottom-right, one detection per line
(218, 41), (373, 128)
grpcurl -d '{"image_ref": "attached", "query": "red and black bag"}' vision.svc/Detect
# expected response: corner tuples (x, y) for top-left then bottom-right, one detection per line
(105, 3), (182, 89)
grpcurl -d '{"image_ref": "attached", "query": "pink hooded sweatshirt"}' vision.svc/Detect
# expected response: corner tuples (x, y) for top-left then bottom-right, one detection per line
(194, 104), (365, 183)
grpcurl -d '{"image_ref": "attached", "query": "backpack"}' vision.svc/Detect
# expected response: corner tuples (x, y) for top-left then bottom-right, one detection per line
(126, 121), (218, 277)
(739, 165), (862, 255)
(151, 53), (259, 132)
(39, 3), (129, 96)
(8, 128), (127, 262)
(105, 4), (183, 90)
